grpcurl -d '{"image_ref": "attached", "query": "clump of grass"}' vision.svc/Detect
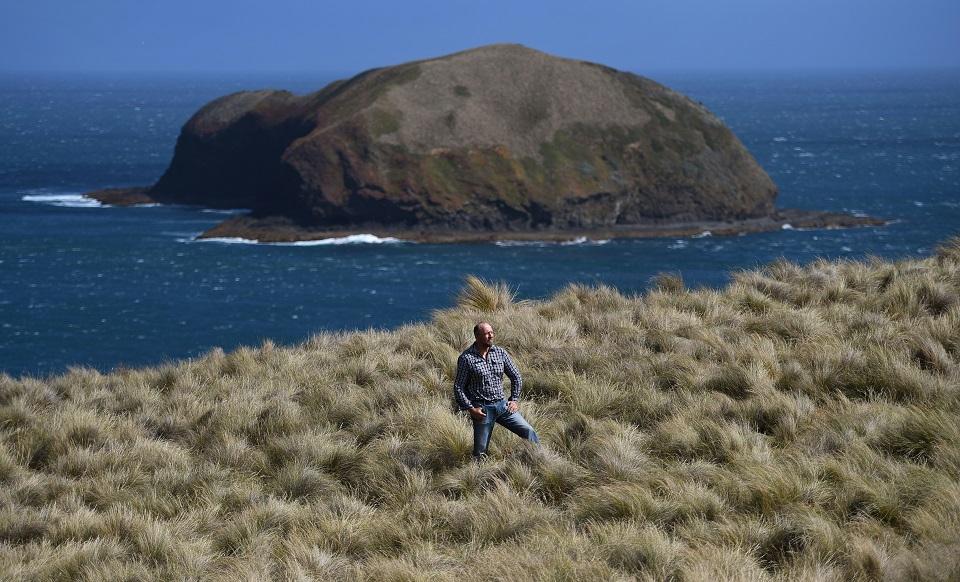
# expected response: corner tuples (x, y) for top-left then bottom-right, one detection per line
(456, 275), (515, 312)
(678, 542), (770, 580)
(588, 521), (680, 577)
(402, 404), (473, 470)
(444, 481), (556, 544)
(870, 407), (955, 464)
(3, 238), (960, 579)
(702, 363), (754, 400)
(651, 271), (685, 293)
(515, 445), (589, 503)
(570, 481), (657, 523)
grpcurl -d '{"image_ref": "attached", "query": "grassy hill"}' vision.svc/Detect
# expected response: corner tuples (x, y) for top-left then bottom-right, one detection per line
(2, 239), (960, 581)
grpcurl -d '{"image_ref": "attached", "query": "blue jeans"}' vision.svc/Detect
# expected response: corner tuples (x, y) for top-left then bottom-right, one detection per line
(472, 399), (539, 457)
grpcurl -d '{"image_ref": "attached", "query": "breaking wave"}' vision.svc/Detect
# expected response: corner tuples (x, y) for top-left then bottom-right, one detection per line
(189, 234), (406, 245)
(22, 193), (102, 208)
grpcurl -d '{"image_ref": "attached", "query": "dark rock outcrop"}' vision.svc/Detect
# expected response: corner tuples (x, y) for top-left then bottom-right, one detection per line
(139, 44), (780, 234)
(85, 187), (154, 207)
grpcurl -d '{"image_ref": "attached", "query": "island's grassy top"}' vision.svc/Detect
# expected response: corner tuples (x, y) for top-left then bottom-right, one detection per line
(3, 240), (960, 581)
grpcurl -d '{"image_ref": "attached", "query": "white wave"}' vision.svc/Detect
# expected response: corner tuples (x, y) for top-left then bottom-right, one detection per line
(560, 237), (609, 246)
(495, 241), (544, 247)
(201, 208), (251, 215)
(189, 233), (405, 245)
(22, 193), (102, 208)
(780, 223), (815, 232)
(692, 231), (712, 238)
(193, 236), (259, 244)
(495, 236), (609, 247)
(275, 234), (404, 246)
(773, 136), (788, 142)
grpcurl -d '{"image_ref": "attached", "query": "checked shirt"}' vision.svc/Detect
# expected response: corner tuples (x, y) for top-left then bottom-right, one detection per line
(453, 344), (523, 410)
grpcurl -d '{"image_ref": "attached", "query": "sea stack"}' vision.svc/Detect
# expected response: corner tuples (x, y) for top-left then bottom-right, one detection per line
(94, 45), (839, 240)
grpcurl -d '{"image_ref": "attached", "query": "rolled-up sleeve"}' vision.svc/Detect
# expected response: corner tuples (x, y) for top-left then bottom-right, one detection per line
(453, 355), (473, 410)
(503, 351), (522, 401)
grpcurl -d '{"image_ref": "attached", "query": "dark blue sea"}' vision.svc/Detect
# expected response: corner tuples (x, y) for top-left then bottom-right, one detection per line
(1, 70), (958, 378)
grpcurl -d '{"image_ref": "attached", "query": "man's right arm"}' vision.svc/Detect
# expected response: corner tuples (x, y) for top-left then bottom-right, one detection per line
(452, 355), (474, 411)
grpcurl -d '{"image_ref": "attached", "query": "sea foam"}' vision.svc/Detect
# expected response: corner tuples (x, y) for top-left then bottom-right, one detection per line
(191, 234), (405, 245)
(277, 234), (404, 246)
(192, 236), (259, 244)
(22, 193), (102, 208)
(495, 237), (610, 247)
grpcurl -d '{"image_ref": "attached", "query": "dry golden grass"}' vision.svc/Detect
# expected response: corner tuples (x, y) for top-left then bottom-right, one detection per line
(3, 239), (960, 580)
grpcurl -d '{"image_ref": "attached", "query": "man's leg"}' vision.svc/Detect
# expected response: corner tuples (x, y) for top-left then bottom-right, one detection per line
(497, 409), (539, 444)
(472, 404), (497, 458)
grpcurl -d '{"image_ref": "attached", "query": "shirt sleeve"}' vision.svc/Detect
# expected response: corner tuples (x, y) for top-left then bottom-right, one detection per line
(503, 350), (522, 401)
(452, 354), (473, 410)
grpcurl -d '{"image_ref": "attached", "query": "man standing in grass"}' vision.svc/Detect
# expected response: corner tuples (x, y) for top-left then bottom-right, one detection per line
(454, 322), (539, 459)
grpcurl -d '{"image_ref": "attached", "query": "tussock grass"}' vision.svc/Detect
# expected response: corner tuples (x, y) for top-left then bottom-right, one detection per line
(457, 275), (517, 312)
(3, 239), (960, 579)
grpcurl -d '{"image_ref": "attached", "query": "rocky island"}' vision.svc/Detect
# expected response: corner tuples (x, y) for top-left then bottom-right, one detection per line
(87, 44), (882, 242)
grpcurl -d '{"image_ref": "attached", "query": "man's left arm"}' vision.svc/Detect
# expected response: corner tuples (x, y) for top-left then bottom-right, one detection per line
(503, 350), (522, 405)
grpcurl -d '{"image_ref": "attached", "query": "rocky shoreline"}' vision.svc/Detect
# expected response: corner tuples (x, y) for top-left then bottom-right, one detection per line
(84, 188), (885, 243)
(192, 209), (885, 244)
(85, 187), (155, 206)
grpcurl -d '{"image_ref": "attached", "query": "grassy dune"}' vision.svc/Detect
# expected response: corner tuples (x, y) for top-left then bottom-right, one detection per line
(3, 240), (960, 581)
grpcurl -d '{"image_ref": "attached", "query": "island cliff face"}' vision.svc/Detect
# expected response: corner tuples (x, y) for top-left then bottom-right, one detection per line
(146, 44), (778, 233)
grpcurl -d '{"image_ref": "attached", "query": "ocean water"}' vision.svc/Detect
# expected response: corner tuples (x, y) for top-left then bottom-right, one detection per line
(1, 70), (958, 378)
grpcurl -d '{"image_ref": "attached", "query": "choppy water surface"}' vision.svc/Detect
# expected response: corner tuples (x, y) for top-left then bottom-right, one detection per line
(1, 70), (958, 377)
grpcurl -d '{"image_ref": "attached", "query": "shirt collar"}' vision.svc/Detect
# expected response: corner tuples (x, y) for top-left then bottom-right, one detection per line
(467, 343), (497, 357)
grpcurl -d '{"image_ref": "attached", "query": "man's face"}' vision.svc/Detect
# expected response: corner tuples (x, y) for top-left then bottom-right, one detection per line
(475, 323), (495, 348)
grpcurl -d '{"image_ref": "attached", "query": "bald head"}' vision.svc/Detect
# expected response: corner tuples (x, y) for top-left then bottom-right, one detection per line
(474, 322), (495, 350)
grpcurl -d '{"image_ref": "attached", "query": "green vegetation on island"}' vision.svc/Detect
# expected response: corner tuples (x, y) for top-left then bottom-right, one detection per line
(3, 239), (960, 580)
